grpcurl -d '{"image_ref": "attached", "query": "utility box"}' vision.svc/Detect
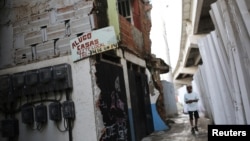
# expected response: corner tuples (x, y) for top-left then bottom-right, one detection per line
(49, 102), (62, 121)
(52, 63), (73, 91)
(21, 104), (34, 124)
(12, 72), (25, 98)
(35, 104), (47, 123)
(0, 75), (12, 104)
(38, 66), (53, 94)
(62, 100), (75, 119)
(24, 69), (39, 96)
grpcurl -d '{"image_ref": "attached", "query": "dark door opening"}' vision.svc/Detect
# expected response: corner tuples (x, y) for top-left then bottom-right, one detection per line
(96, 61), (131, 141)
(128, 67), (154, 141)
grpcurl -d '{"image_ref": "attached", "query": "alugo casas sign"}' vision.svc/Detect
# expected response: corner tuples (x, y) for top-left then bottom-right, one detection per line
(70, 26), (118, 62)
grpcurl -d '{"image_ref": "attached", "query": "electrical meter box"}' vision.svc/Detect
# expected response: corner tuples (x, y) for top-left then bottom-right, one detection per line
(52, 63), (73, 91)
(1, 119), (19, 138)
(12, 72), (25, 98)
(38, 66), (53, 94)
(21, 104), (34, 124)
(62, 100), (75, 119)
(35, 104), (47, 123)
(49, 102), (62, 121)
(24, 69), (39, 96)
(0, 75), (12, 104)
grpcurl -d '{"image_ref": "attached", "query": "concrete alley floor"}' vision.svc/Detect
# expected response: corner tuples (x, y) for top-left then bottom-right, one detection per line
(142, 110), (211, 141)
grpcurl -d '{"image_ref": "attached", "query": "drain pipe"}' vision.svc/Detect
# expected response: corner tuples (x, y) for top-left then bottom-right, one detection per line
(66, 89), (73, 141)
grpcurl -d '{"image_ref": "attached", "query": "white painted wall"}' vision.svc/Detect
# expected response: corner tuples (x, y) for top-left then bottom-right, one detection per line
(0, 55), (98, 141)
(193, 0), (250, 124)
(161, 80), (178, 117)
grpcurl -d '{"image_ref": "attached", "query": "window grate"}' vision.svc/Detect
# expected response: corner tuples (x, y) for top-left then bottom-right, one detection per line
(118, 0), (131, 22)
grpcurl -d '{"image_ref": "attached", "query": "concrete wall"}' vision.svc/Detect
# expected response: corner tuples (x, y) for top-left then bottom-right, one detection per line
(0, 55), (98, 141)
(162, 80), (178, 117)
(107, 0), (120, 40)
(0, 48), (155, 141)
(0, 1), (96, 139)
(194, 0), (250, 124)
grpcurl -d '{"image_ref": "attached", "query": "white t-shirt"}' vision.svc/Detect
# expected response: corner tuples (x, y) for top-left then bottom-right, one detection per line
(184, 92), (199, 111)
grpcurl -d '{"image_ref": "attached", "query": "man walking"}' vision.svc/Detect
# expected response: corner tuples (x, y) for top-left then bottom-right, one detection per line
(184, 85), (199, 134)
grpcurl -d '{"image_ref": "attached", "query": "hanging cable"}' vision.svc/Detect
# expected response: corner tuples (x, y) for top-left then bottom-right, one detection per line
(65, 89), (73, 141)
(55, 119), (68, 132)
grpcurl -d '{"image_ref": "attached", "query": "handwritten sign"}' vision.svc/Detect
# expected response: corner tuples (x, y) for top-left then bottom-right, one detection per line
(70, 26), (118, 62)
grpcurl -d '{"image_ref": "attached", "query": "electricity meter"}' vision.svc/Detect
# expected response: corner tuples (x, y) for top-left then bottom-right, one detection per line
(38, 66), (53, 94)
(24, 69), (39, 96)
(52, 63), (73, 91)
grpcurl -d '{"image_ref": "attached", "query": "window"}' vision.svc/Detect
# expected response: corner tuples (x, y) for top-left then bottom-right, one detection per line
(118, 0), (132, 22)
(53, 38), (59, 55)
(41, 26), (47, 42)
(65, 20), (71, 37)
(31, 44), (37, 60)
(77, 33), (83, 37)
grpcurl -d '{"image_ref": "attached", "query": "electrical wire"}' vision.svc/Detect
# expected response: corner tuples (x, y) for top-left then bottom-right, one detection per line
(55, 119), (68, 132)
(36, 123), (44, 131)
(1, 88), (74, 139)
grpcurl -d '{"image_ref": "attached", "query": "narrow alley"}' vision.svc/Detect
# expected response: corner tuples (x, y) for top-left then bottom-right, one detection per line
(142, 105), (211, 141)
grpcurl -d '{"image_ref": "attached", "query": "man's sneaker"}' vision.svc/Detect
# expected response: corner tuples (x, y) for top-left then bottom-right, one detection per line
(194, 126), (199, 132)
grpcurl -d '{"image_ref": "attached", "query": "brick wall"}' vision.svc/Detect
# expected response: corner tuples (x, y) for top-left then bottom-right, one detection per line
(119, 0), (152, 59)
(5, 0), (93, 66)
(1, 0), (152, 68)
(119, 15), (138, 53)
(139, 0), (152, 57)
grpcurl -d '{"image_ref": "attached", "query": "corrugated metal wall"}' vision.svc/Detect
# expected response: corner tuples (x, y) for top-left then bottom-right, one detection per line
(194, 0), (250, 124)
